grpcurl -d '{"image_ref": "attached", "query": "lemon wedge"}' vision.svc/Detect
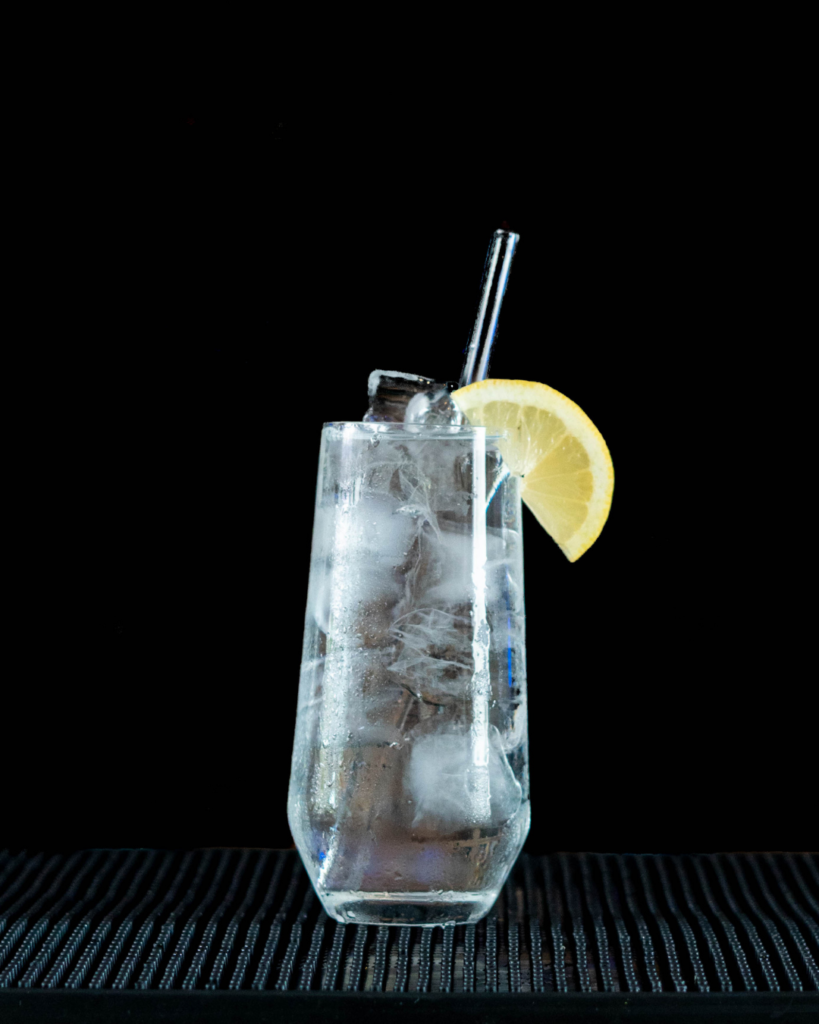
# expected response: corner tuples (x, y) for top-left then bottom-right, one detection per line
(451, 379), (613, 562)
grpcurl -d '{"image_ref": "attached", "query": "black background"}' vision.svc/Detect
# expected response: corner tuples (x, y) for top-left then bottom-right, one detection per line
(8, 104), (811, 857)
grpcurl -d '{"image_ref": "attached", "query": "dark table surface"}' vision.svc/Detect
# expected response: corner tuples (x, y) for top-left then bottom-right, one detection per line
(1, 848), (818, 1022)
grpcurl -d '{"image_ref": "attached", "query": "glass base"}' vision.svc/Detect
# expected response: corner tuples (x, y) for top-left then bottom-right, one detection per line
(319, 889), (498, 927)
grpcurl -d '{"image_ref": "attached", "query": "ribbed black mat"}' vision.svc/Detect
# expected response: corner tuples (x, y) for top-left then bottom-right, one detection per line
(1, 849), (818, 1021)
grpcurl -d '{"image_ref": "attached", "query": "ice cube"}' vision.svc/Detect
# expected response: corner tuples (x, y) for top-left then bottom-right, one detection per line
(404, 386), (465, 426)
(363, 369), (437, 423)
(319, 496), (421, 631)
(422, 529), (475, 606)
(407, 726), (522, 827)
(352, 496), (418, 568)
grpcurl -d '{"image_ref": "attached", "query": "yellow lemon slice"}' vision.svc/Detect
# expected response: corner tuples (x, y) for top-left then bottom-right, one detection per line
(452, 379), (614, 562)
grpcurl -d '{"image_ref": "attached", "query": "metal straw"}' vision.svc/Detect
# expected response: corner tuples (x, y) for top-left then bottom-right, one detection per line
(459, 228), (520, 387)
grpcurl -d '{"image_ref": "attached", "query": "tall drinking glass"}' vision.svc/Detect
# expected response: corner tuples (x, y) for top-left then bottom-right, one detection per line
(288, 422), (529, 926)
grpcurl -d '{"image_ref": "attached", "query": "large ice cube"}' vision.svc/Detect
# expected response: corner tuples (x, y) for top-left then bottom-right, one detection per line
(351, 495), (418, 568)
(314, 495), (421, 634)
(407, 725), (522, 828)
(363, 370), (437, 423)
(404, 386), (465, 426)
(422, 529), (475, 606)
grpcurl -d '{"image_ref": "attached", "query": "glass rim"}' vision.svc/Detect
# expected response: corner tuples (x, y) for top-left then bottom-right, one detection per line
(322, 421), (507, 440)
